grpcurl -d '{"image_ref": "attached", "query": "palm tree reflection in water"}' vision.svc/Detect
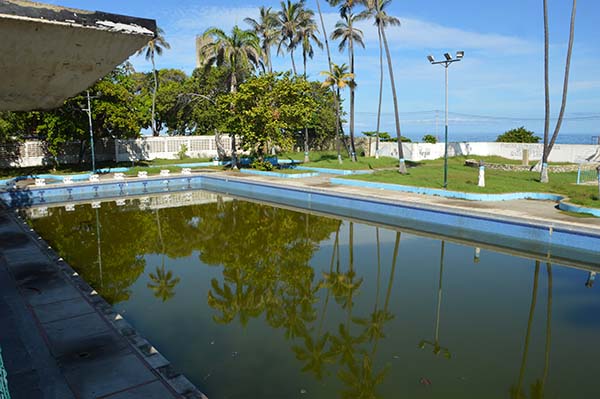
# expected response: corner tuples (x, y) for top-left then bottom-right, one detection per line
(510, 262), (553, 399)
(419, 240), (451, 359)
(147, 209), (181, 302)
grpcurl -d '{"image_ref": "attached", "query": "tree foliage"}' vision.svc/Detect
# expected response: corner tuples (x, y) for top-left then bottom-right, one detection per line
(496, 126), (540, 143)
(221, 73), (318, 155)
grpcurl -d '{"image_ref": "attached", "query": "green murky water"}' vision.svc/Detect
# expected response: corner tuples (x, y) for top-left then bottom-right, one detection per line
(29, 191), (600, 398)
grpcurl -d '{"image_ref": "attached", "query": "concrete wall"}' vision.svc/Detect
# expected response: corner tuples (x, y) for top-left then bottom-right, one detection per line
(374, 142), (600, 163)
(0, 136), (230, 168)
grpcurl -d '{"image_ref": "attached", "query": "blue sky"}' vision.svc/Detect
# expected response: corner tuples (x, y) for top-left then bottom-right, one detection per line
(46, 1), (600, 140)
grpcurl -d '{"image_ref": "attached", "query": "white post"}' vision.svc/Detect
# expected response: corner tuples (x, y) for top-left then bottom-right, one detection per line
(478, 160), (485, 187)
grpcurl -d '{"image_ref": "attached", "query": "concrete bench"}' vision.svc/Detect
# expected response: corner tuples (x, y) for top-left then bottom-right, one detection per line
(114, 172), (125, 180)
(160, 169), (170, 176)
(137, 171), (148, 178)
(181, 168), (192, 175)
(34, 178), (46, 186)
(88, 174), (100, 182)
(62, 176), (73, 184)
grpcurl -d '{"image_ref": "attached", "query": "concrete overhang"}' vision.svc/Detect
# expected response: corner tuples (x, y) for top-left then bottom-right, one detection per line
(0, 0), (156, 111)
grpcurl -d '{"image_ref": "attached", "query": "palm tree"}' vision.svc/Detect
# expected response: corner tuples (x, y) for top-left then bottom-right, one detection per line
(298, 12), (323, 77)
(331, 11), (365, 162)
(358, 0), (407, 173)
(244, 7), (279, 73)
(197, 26), (262, 93)
(277, 0), (308, 75)
(357, 0), (383, 158)
(137, 27), (170, 136)
(540, 0), (577, 183)
(313, 0), (343, 163)
(197, 26), (262, 167)
(321, 63), (355, 164)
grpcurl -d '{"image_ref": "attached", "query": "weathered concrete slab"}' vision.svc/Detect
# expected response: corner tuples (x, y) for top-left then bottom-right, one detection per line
(32, 297), (96, 324)
(0, 0), (156, 111)
(105, 380), (178, 399)
(61, 352), (158, 399)
(0, 208), (204, 398)
(43, 313), (112, 357)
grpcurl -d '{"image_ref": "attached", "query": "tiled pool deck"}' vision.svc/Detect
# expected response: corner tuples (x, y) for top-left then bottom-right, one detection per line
(0, 209), (206, 398)
(1, 170), (599, 398)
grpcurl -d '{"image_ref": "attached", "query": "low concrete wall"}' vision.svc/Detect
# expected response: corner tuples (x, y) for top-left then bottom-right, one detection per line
(374, 142), (600, 163)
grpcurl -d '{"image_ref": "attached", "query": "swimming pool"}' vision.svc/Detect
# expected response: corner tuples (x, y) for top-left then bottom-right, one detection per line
(26, 192), (600, 398)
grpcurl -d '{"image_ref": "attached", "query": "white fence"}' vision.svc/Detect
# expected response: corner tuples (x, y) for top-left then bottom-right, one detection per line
(374, 142), (600, 164)
(0, 135), (230, 167)
(115, 136), (231, 162)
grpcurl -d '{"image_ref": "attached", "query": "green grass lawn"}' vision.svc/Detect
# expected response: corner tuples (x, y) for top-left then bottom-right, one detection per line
(342, 156), (600, 209)
(279, 151), (400, 170)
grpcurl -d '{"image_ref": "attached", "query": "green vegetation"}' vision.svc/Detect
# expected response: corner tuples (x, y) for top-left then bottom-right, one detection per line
(496, 126), (540, 143)
(422, 134), (437, 144)
(341, 156), (599, 208)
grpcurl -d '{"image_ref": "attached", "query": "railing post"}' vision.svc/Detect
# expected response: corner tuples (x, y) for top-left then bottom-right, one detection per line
(0, 346), (10, 399)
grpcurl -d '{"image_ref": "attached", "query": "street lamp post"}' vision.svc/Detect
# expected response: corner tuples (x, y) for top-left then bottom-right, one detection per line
(83, 90), (96, 172)
(427, 51), (464, 189)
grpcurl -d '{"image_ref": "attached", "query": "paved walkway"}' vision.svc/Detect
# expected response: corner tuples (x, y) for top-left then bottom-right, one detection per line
(222, 172), (600, 233)
(0, 209), (205, 399)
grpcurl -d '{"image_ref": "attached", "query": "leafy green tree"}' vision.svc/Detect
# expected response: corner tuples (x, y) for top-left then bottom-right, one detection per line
(496, 127), (540, 143)
(221, 73), (317, 156)
(136, 27), (171, 136)
(422, 134), (437, 144)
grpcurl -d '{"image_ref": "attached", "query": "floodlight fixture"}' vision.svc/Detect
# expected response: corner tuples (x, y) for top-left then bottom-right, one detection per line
(444, 53), (452, 61)
(427, 55), (435, 63)
(456, 50), (464, 59)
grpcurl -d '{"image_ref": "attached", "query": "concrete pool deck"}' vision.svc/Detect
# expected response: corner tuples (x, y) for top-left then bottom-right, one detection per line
(220, 171), (600, 230)
(0, 209), (206, 398)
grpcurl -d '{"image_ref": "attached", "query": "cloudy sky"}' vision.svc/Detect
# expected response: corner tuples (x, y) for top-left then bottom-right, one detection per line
(47, 0), (600, 141)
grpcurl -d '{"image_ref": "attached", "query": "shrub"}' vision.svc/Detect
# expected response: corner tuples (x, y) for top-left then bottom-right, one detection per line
(177, 144), (189, 160)
(496, 127), (540, 143)
(422, 134), (437, 144)
(251, 159), (274, 171)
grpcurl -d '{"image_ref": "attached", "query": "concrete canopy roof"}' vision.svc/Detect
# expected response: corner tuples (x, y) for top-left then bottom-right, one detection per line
(0, 0), (156, 111)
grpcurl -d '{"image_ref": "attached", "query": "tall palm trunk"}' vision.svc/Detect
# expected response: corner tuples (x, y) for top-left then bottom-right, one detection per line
(315, 0), (342, 164)
(230, 72), (239, 169)
(267, 47), (273, 73)
(541, 0), (577, 183)
(349, 34), (357, 162)
(380, 25), (407, 174)
(515, 261), (540, 398)
(336, 88), (342, 163)
(303, 49), (307, 77)
(375, 26), (384, 159)
(290, 48), (297, 75)
(541, 263), (553, 394)
(151, 51), (159, 136)
(541, 0), (550, 182)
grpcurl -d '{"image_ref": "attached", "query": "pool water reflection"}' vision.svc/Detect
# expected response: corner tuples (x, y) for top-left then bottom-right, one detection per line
(29, 192), (600, 398)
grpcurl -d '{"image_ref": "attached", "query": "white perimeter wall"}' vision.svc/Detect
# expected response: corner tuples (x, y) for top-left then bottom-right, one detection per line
(374, 142), (600, 163)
